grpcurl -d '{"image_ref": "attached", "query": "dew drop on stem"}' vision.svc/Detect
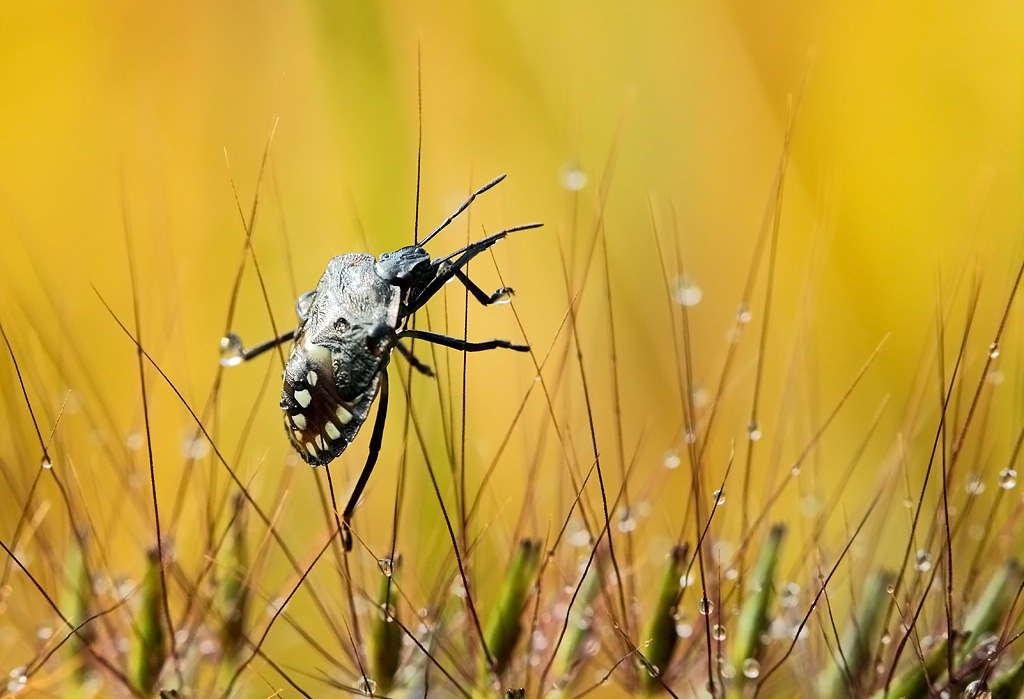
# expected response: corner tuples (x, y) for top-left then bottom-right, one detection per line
(914, 550), (932, 572)
(999, 468), (1017, 489)
(737, 303), (752, 324)
(219, 333), (245, 367)
(673, 274), (702, 306)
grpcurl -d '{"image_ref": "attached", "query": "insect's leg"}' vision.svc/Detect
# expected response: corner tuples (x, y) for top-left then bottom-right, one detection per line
(340, 370), (389, 552)
(219, 329), (297, 366)
(405, 223), (542, 315)
(398, 328), (529, 353)
(452, 269), (514, 306)
(393, 340), (435, 377)
(366, 324), (434, 376)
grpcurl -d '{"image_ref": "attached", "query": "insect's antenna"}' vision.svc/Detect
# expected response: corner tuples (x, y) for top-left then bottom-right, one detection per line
(418, 173), (507, 248)
(413, 40), (423, 245)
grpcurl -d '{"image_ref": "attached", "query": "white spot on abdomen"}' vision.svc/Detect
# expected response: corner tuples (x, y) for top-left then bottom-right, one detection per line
(325, 422), (341, 440)
(292, 413), (307, 429)
(336, 406), (352, 424)
(294, 389), (312, 408)
(307, 371), (318, 386)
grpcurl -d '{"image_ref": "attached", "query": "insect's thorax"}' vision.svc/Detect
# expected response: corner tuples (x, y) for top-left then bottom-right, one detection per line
(279, 253), (401, 466)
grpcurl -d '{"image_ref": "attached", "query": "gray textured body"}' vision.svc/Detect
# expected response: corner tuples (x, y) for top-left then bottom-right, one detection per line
(280, 253), (401, 466)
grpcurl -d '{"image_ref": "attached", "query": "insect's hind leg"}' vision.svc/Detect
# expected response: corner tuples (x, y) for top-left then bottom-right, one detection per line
(219, 329), (297, 366)
(399, 328), (529, 353)
(339, 370), (389, 552)
(394, 340), (434, 377)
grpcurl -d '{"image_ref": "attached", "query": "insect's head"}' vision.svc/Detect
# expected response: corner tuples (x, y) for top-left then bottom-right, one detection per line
(375, 246), (431, 286)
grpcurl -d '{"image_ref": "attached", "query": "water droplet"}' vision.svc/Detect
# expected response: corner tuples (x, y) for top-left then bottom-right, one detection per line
(676, 622), (693, 638)
(181, 434), (209, 460)
(737, 303), (752, 324)
(790, 463), (801, 476)
(40, 455), (51, 470)
(987, 370), (1004, 385)
(294, 290), (316, 321)
(220, 333), (245, 367)
(880, 631), (892, 645)
(800, 495), (822, 517)
(712, 624), (727, 641)
(356, 676), (377, 695)
(999, 468), (1017, 489)
(126, 433), (143, 451)
(698, 597), (714, 615)
(378, 602), (397, 622)
(914, 550), (932, 572)
(663, 449), (681, 469)
(692, 383), (709, 407)
(616, 507), (637, 533)
(568, 524), (592, 548)
(377, 558), (393, 577)
(684, 427), (698, 444)
(885, 584), (895, 594)
(780, 583), (800, 608)
(742, 658), (760, 678)
(560, 163), (587, 191)
(646, 663), (660, 678)
(966, 476), (985, 496)
(6, 667), (27, 693)
(747, 420), (762, 441)
(712, 489), (726, 506)
(492, 288), (514, 305)
(988, 342), (1000, 359)
(964, 679), (991, 699)
(673, 275), (703, 307)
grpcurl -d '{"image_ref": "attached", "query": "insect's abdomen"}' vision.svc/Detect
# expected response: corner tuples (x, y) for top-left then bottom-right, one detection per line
(280, 253), (400, 466)
(281, 338), (379, 466)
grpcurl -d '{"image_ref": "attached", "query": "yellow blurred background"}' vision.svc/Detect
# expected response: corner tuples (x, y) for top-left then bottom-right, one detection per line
(1, 0), (1023, 694)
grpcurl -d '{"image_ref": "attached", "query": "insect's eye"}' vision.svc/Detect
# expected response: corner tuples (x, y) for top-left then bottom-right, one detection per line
(295, 290), (316, 321)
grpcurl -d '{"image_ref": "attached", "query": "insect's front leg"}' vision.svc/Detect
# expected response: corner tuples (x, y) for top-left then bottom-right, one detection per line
(220, 329), (297, 366)
(452, 268), (514, 306)
(405, 223), (542, 316)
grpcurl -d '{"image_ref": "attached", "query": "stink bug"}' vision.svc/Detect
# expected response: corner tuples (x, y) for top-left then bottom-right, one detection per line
(220, 174), (539, 549)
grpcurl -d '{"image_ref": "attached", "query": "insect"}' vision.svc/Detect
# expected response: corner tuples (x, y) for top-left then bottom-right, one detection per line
(220, 174), (540, 549)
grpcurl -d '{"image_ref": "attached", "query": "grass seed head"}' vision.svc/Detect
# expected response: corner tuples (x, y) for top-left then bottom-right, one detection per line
(128, 547), (167, 696)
